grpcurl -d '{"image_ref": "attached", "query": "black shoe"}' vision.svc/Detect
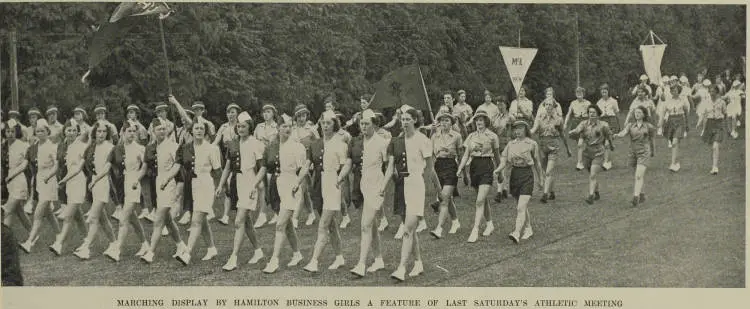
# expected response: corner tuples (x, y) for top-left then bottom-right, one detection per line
(494, 193), (503, 203)
(540, 193), (548, 204)
(585, 195), (594, 205)
(631, 196), (639, 207)
(462, 176), (469, 186)
(639, 193), (645, 203)
(594, 192), (600, 201)
(502, 190), (509, 199)
(549, 192), (556, 200)
(430, 201), (440, 214)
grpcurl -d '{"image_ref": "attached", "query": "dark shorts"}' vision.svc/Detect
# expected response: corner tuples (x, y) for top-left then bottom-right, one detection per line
(140, 176), (156, 210)
(600, 116), (620, 133)
(435, 158), (459, 187)
(702, 118), (725, 145)
(350, 167), (363, 209)
(665, 116), (686, 141)
(225, 173), (238, 210)
(583, 147), (605, 171)
(509, 166), (534, 198)
(268, 174), (281, 214)
(538, 136), (560, 166)
(469, 157), (494, 189)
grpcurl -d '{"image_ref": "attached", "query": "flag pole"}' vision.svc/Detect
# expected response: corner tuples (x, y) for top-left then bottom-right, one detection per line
(417, 65), (435, 122)
(157, 18), (172, 96)
(575, 12), (580, 88)
(10, 30), (19, 112)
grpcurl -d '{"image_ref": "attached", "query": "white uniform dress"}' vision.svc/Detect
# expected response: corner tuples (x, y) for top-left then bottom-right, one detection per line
(236, 136), (265, 210)
(124, 142), (145, 204)
(92, 141), (114, 203)
(191, 141), (222, 213)
(65, 140), (87, 204)
(276, 139), (308, 211)
(156, 139), (180, 208)
(36, 140), (58, 202)
(361, 133), (389, 210)
(7, 140), (30, 200)
(321, 137), (348, 211)
(726, 89), (744, 117)
(403, 132), (432, 217)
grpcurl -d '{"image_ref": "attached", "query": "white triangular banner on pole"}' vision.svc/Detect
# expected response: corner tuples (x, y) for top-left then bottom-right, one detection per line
(499, 47), (538, 96)
(639, 44), (667, 85)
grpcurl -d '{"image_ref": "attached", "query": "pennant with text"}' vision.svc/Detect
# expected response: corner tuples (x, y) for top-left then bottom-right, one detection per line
(499, 47), (538, 96)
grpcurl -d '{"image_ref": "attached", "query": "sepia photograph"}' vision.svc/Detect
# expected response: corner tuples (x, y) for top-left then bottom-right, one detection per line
(0, 0), (746, 297)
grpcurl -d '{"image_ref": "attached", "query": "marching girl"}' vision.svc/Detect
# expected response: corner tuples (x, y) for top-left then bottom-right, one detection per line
(457, 110), (499, 243)
(350, 109), (392, 277)
(530, 97), (569, 203)
(102, 120), (150, 261)
(92, 104), (120, 145)
(476, 90), (501, 124)
(254, 104), (280, 227)
(19, 119), (61, 253)
(50, 119), (89, 256)
(73, 121), (117, 260)
(696, 85), (729, 175)
(429, 111), (462, 239)
(725, 80), (745, 139)
(389, 107), (434, 281)
(492, 98), (514, 203)
(657, 85), (690, 172)
(613, 106), (656, 207)
(568, 104), (614, 204)
(22, 108), (40, 215)
(509, 87), (534, 124)
(373, 112), (394, 233)
(72, 106), (92, 141)
(139, 118), (187, 263)
(171, 99), (198, 226)
(595, 85), (619, 170)
(220, 112), (266, 271)
(175, 116), (222, 266)
(565, 87), (591, 171)
(262, 114), (308, 274)
(213, 103), (240, 225)
(290, 104), (319, 228)
(45, 106), (64, 144)
(335, 112), (354, 229)
(624, 86), (657, 126)
(494, 120), (545, 243)
(1, 119), (32, 231)
(303, 110), (351, 272)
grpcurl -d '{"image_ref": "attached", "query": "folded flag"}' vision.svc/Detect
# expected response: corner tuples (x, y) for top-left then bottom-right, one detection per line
(370, 64), (431, 112)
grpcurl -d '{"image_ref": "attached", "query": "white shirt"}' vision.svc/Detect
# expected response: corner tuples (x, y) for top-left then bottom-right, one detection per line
(404, 132), (432, 176)
(322, 137), (348, 173)
(597, 97), (619, 117)
(94, 141), (114, 175)
(37, 140), (57, 173)
(9, 140), (30, 171)
(362, 133), (389, 175)
(477, 103), (501, 121)
(279, 139), (307, 175)
(569, 99), (591, 118)
(509, 98), (533, 119)
(239, 136), (265, 173)
(65, 140), (87, 171)
(124, 142), (145, 173)
(193, 141), (222, 174)
(156, 139), (179, 176)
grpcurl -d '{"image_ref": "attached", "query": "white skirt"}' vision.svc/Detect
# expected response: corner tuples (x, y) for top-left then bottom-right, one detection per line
(727, 101), (742, 117)
(36, 172), (58, 202)
(321, 171), (341, 212)
(191, 173), (215, 213)
(361, 170), (385, 211)
(7, 174), (28, 200)
(156, 175), (177, 208)
(235, 170), (258, 211)
(404, 175), (425, 217)
(65, 173), (86, 204)
(277, 173), (301, 211)
(124, 171), (141, 204)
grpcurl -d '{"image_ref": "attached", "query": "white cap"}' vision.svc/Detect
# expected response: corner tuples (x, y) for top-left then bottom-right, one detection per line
(321, 110), (337, 121)
(661, 76), (670, 83)
(237, 111), (252, 123)
(679, 76), (689, 83)
(670, 75), (678, 81)
(640, 74), (648, 81)
(399, 104), (414, 114)
(702, 79), (712, 86)
(732, 80), (741, 87)
(362, 109), (376, 121)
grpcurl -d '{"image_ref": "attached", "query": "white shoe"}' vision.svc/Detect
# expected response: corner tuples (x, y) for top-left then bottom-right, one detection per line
(710, 167), (719, 175)
(292, 219), (299, 229)
(111, 207), (123, 221)
(262, 258), (279, 274)
(288, 252), (304, 267)
(328, 255), (346, 270)
(430, 227), (443, 239)
(218, 215), (230, 225)
(201, 247), (218, 261)
(178, 212), (192, 225)
(104, 244), (121, 262)
(73, 246), (91, 260)
(448, 220), (460, 234)
(23, 201), (34, 214)
(305, 213), (316, 226)
(602, 161), (613, 170)
(176, 252), (191, 266)
(222, 255), (238, 271)
(467, 228), (479, 243)
(409, 260), (424, 277)
(521, 227), (534, 240)
(378, 217), (389, 232)
(351, 263), (366, 277)
(140, 250), (154, 264)
(339, 215), (351, 229)
(268, 214), (278, 225)
(367, 258), (385, 273)
(173, 242), (187, 258)
(135, 242), (149, 257)
(161, 226), (169, 236)
(482, 221), (495, 237)
(144, 211), (156, 223)
(303, 260), (319, 273)
(394, 224), (405, 240)
(138, 209), (150, 219)
(253, 212), (267, 228)
(19, 241), (33, 254)
(667, 140), (673, 148)
(731, 131), (739, 139)
(206, 211), (216, 221)
(53, 205), (65, 216)
(674, 163), (681, 172)
(509, 231), (521, 244)
(49, 242), (63, 256)
(416, 219), (427, 233)
(248, 248), (264, 265)
(575, 162), (585, 170)
(390, 266), (406, 281)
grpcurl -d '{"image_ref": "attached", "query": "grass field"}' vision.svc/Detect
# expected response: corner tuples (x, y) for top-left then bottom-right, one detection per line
(9, 115), (746, 287)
